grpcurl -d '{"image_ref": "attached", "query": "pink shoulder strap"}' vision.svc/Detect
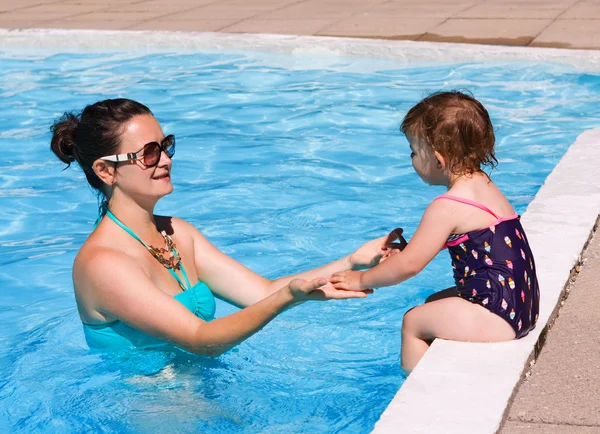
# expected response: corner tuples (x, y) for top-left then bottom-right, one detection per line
(434, 194), (499, 219)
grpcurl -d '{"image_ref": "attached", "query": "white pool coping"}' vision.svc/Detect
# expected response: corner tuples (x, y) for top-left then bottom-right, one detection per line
(1, 28), (600, 70)
(2, 28), (599, 433)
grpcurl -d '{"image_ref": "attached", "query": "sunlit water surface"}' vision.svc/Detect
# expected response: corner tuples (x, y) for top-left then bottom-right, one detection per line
(1, 48), (599, 433)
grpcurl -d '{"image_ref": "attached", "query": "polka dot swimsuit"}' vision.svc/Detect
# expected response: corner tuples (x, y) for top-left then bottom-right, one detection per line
(437, 195), (540, 338)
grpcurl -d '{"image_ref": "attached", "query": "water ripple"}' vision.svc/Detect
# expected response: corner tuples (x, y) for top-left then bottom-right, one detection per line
(0, 48), (599, 433)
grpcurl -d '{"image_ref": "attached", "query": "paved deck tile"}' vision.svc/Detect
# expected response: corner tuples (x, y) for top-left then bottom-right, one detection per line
(560, 1), (600, 19)
(352, 2), (478, 18)
(0, 0), (598, 49)
(318, 16), (444, 39)
(223, 18), (333, 35)
(421, 18), (553, 46)
(503, 421), (600, 433)
(501, 230), (600, 432)
(456, 5), (566, 19)
(531, 19), (600, 49)
(127, 18), (242, 32)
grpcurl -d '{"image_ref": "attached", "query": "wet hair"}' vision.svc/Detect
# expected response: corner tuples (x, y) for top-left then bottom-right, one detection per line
(401, 91), (497, 176)
(50, 98), (152, 212)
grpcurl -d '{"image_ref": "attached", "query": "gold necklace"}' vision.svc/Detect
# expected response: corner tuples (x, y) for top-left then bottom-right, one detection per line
(105, 209), (183, 272)
(145, 230), (182, 271)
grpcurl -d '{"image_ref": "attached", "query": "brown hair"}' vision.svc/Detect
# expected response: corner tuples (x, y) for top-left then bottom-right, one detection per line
(50, 99), (152, 211)
(50, 98), (152, 216)
(401, 91), (497, 175)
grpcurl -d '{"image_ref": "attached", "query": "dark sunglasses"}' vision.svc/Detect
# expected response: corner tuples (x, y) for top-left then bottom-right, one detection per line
(100, 135), (175, 167)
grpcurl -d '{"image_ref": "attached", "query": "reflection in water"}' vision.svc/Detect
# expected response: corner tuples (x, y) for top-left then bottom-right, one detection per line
(1, 49), (599, 432)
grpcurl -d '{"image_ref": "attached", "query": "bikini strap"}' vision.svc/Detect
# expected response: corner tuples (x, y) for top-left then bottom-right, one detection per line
(105, 210), (191, 291)
(168, 269), (191, 291)
(434, 194), (500, 219)
(106, 210), (150, 248)
(169, 264), (192, 290)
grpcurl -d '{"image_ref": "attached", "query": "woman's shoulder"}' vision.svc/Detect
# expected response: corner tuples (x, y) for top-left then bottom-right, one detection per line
(72, 236), (137, 317)
(74, 234), (133, 275)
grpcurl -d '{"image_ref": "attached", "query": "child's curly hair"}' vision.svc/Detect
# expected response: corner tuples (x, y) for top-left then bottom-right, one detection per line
(401, 91), (497, 176)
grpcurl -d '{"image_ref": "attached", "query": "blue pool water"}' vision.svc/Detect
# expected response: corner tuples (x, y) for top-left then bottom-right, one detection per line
(1, 47), (599, 433)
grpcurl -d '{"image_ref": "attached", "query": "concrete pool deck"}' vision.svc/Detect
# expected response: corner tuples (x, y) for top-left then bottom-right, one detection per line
(0, 0), (599, 50)
(1, 2), (599, 432)
(502, 225), (600, 433)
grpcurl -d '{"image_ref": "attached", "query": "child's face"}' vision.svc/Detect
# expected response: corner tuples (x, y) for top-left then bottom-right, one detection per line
(407, 135), (446, 186)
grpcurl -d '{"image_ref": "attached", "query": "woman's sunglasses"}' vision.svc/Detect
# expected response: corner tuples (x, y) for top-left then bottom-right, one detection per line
(100, 135), (175, 167)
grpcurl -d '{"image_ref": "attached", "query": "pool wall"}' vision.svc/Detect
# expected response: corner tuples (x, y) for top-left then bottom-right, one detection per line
(3, 28), (599, 433)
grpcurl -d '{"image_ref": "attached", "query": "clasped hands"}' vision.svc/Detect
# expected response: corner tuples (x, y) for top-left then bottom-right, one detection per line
(303, 228), (407, 300)
(330, 227), (407, 293)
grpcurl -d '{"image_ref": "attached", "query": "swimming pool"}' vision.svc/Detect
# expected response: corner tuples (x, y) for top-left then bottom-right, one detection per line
(1, 47), (599, 433)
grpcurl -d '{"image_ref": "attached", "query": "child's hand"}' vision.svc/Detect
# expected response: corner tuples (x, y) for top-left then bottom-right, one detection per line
(329, 270), (367, 291)
(287, 277), (373, 301)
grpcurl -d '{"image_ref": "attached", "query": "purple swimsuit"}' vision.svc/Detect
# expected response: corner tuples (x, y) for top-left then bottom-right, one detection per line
(437, 195), (540, 338)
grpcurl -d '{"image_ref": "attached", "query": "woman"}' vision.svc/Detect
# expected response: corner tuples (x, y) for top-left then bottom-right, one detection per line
(51, 98), (399, 355)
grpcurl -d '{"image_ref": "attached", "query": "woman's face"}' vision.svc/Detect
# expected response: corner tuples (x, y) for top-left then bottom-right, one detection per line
(112, 114), (174, 203)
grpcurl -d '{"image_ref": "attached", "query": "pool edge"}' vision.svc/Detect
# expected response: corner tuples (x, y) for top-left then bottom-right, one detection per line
(1, 28), (600, 70)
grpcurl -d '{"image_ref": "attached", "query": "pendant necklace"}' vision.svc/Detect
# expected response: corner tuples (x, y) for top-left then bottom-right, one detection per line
(146, 230), (182, 271)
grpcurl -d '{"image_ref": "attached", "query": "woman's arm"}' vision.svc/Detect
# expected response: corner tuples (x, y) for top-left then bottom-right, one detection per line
(187, 219), (396, 308)
(330, 201), (455, 290)
(76, 247), (367, 356)
(272, 229), (407, 280)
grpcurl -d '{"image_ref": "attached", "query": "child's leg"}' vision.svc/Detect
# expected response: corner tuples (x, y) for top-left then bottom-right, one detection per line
(401, 297), (516, 373)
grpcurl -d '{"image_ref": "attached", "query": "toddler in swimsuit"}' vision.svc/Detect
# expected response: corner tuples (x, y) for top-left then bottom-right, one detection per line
(331, 91), (540, 373)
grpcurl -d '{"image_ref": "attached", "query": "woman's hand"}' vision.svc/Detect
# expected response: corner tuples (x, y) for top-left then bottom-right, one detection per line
(380, 228), (408, 262)
(329, 270), (367, 291)
(287, 277), (372, 301)
(349, 228), (408, 269)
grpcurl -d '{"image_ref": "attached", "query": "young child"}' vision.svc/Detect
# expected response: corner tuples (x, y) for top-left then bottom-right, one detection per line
(330, 91), (540, 373)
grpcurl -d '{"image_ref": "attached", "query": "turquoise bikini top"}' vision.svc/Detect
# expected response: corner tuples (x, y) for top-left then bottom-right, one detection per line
(82, 211), (216, 351)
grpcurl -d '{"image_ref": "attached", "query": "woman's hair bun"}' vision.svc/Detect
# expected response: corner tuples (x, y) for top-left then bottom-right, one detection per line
(50, 112), (80, 166)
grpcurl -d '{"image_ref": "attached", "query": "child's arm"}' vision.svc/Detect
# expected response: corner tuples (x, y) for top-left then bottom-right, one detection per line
(330, 201), (456, 290)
